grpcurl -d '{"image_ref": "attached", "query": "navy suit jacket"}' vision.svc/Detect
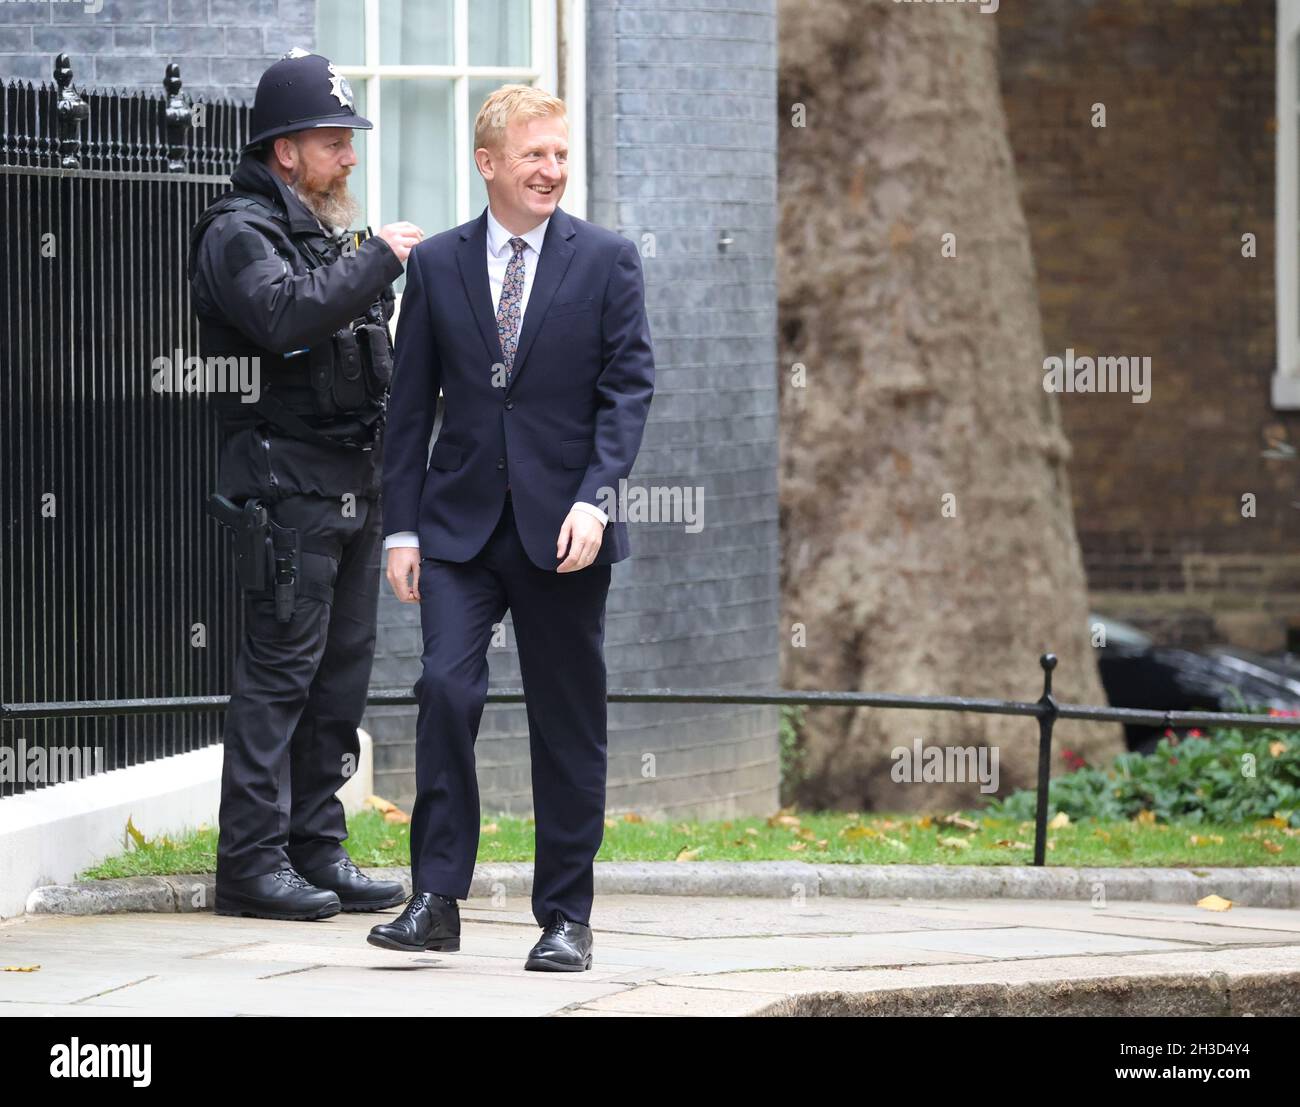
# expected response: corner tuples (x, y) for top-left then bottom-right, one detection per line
(382, 206), (655, 571)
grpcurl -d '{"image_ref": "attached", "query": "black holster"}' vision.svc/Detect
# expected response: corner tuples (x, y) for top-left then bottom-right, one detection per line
(207, 493), (298, 622)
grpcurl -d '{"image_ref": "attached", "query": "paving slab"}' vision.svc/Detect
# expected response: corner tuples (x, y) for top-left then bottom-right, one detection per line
(1, 894), (1296, 1017)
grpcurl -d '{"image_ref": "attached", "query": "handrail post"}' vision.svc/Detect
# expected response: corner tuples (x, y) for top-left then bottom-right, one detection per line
(1032, 653), (1059, 866)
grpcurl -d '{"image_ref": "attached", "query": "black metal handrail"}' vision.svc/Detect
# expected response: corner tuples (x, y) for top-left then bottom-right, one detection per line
(5, 654), (1298, 867)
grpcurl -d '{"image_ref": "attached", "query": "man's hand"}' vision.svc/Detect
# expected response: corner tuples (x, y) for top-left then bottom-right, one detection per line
(377, 221), (424, 263)
(556, 508), (605, 573)
(387, 546), (422, 602)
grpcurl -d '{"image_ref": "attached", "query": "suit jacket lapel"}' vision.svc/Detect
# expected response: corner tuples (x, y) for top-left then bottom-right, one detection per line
(454, 209), (504, 368)
(507, 208), (577, 393)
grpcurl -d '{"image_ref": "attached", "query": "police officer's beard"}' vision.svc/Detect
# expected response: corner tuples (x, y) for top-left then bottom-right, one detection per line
(291, 167), (361, 231)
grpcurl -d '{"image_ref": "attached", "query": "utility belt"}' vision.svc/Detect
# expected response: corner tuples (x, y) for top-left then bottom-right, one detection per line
(200, 313), (393, 450)
(206, 494), (339, 621)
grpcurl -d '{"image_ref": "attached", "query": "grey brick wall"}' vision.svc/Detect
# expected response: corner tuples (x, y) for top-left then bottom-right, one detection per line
(369, 0), (782, 820)
(0, 0), (314, 103)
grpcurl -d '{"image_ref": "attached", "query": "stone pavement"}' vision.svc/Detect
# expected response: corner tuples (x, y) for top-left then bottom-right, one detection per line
(1, 894), (1298, 1016)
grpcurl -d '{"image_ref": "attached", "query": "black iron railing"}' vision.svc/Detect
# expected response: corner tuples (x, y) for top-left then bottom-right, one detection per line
(1, 56), (247, 799)
(5, 654), (1300, 865)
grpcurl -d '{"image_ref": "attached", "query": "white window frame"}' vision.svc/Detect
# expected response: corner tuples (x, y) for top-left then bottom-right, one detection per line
(1276, 0), (1300, 407)
(330, 0), (587, 232)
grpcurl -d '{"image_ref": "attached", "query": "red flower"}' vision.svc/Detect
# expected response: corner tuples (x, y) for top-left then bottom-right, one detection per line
(1188, 729), (1202, 738)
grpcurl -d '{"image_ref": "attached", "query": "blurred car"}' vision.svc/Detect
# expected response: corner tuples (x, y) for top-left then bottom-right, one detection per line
(1090, 614), (1300, 754)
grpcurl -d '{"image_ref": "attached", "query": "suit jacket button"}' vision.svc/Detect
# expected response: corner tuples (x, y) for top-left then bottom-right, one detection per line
(497, 458), (505, 469)
(505, 399), (514, 410)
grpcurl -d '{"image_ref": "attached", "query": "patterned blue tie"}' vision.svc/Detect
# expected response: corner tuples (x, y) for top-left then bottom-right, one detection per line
(496, 236), (528, 385)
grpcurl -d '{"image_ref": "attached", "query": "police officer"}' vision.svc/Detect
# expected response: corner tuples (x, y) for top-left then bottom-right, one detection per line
(188, 49), (423, 920)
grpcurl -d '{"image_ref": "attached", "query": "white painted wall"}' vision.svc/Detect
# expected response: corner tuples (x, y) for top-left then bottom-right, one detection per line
(0, 731), (374, 919)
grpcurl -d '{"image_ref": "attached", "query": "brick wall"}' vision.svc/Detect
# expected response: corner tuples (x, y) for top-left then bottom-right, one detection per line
(998, 0), (1296, 649)
(0, 0), (314, 101)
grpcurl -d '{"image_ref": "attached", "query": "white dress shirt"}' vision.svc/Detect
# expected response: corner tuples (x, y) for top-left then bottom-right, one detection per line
(383, 204), (608, 552)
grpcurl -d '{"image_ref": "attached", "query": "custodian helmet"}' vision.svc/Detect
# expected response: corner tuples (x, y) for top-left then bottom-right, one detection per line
(245, 48), (372, 151)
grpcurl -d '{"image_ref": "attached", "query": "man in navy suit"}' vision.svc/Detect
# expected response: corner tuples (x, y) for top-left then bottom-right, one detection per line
(367, 86), (654, 971)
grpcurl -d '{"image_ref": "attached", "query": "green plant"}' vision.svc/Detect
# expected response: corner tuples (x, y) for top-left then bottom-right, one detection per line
(984, 713), (1300, 827)
(779, 703), (808, 801)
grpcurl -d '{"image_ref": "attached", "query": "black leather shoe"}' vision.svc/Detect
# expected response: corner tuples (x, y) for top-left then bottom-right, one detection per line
(214, 867), (341, 921)
(524, 910), (593, 971)
(299, 857), (406, 912)
(366, 892), (460, 953)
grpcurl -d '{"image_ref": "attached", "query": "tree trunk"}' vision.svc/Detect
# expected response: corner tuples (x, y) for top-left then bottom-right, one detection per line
(777, 0), (1126, 810)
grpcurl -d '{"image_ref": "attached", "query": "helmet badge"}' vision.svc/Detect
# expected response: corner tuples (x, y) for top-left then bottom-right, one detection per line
(327, 63), (355, 109)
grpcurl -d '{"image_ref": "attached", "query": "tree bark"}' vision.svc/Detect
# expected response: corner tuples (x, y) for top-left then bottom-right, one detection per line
(778, 0), (1126, 809)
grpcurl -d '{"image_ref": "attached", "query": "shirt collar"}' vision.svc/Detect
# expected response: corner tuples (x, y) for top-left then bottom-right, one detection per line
(486, 204), (550, 258)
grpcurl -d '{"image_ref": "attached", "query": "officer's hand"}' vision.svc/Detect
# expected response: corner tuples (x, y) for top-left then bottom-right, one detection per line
(556, 508), (605, 573)
(377, 222), (424, 263)
(386, 547), (422, 603)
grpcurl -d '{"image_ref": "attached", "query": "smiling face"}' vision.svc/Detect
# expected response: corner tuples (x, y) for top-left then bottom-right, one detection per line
(474, 112), (568, 235)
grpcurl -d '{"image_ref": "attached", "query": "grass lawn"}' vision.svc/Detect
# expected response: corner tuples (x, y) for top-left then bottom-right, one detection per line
(78, 806), (1300, 880)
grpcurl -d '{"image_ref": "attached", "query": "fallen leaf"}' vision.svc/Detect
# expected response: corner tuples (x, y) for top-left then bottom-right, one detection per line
(481, 822), (499, 835)
(2, 965), (40, 973)
(125, 816), (147, 850)
(995, 839), (1032, 849)
(1048, 812), (1070, 829)
(621, 813), (644, 824)
(1197, 894), (1233, 911)
(787, 841), (807, 852)
(938, 836), (970, 850)
(383, 808), (411, 825)
(675, 847), (700, 861)
(1261, 840), (1283, 854)
(940, 814), (980, 831)
(1135, 810), (1156, 825)
(1188, 834), (1224, 847)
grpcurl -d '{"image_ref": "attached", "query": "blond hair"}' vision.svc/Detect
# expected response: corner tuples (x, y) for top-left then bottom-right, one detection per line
(473, 84), (567, 153)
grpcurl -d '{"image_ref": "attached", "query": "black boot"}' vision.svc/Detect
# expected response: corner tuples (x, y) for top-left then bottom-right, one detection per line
(367, 892), (460, 952)
(299, 857), (406, 912)
(215, 867), (341, 921)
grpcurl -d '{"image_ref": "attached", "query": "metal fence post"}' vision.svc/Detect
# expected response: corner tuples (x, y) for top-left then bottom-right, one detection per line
(53, 53), (87, 169)
(1032, 652), (1059, 866)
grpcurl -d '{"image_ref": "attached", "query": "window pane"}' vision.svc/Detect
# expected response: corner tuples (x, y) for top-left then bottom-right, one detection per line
(345, 81), (368, 227)
(470, 0), (531, 68)
(380, 0), (455, 65)
(381, 79), (455, 291)
(316, 0), (365, 67)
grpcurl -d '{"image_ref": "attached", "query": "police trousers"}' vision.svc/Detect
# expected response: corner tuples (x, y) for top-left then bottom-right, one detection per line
(215, 491), (381, 884)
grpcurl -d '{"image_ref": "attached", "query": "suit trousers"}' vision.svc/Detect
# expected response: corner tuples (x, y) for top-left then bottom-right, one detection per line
(215, 491), (381, 884)
(411, 491), (612, 927)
